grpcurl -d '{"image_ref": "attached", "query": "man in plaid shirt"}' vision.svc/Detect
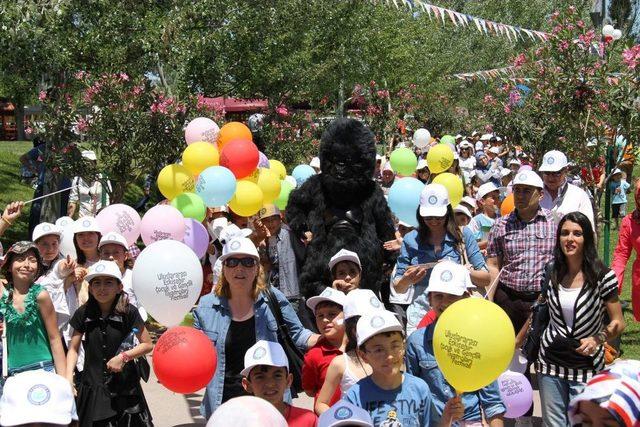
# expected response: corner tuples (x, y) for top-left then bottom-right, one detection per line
(486, 170), (555, 337)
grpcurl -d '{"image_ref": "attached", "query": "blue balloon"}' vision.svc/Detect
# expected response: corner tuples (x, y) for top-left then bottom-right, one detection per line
(387, 177), (425, 227)
(292, 164), (316, 186)
(196, 166), (237, 207)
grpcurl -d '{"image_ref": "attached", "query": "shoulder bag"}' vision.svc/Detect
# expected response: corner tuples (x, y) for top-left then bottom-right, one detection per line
(522, 261), (554, 363)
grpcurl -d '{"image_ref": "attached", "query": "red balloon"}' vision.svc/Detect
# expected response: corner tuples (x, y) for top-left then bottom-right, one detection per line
(220, 139), (259, 179)
(153, 326), (217, 394)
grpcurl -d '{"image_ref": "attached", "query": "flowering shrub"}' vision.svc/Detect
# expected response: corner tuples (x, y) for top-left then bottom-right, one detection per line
(40, 73), (224, 202)
(261, 109), (321, 168)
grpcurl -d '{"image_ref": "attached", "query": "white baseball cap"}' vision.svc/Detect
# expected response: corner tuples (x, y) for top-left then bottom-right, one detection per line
(509, 159), (522, 167)
(258, 204), (281, 220)
(32, 222), (62, 242)
(512, 170), (544, 189)
(461, 196), (477, 208)
(207, 217), (229, 241)
(471, 131), (480, 137)
(307, 287), (346, 312)
(612, 168), (623, 175)
(538, 150), (568, 172)
(356, 310), (403, 347)
(73, 216), (101, 234)
(310, 157), (321, 169)
(455, 134), (463, 139)
(459, 140), (473, 149)
(319, 400), (373, 427)
(488, 146), (501, 155)
(218, 223), (252, 245)
(419, 184), (449, 217)
(240, 340), (289, 377)
(85, 260), (122, 283)
(416, 159), (428, 170)
(453, 205), (472, 219)
(343, 289), (384, 320)
(55, 216), (74, 228)
(476, 182), (499, 200)
(480, 133), (493, 141)
(500, 168), (513, 178)
(98, 231), (128, 250)
(0, 370), (78, 426)
(328, 249), (361, 271)
(218, 237), (259, 263)
(426, 260), (476, 296)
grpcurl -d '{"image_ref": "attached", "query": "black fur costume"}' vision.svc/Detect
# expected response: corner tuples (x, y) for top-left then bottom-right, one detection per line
(286, 118), (396, 298)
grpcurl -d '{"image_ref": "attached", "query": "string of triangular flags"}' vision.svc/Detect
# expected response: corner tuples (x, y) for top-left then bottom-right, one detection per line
(451, 66), (518, 82)
(373, 0), (549, 42)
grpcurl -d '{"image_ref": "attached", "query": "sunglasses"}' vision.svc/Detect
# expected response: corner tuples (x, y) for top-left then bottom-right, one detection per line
(223, 257), (257, 268)
(542, 170), (564, 177)
(424, 216), (446, 221)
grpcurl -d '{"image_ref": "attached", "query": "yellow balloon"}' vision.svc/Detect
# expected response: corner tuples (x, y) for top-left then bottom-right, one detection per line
(229, 180), (264, 217)
(426, 144), (454, 174)
(432, 172), (464, 207)
(269, 160), (287, 180)
(433, 298), (515, 392)
(255, 168), (281, 204)
(243, 168), (260, 184)
(182, 141), (219, 175)
(157, 164), (195, 200)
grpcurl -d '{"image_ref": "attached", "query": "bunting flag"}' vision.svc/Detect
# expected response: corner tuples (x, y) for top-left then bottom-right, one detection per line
(450, 65), (535, 83)
(372, 0), (549, 42)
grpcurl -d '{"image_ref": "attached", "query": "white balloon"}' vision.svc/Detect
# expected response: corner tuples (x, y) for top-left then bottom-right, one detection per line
(284, 175), (297, 189)
(602, 24), (615, 37)
(413, 128), (431, 149)
(132, 240), (203, 327)
(612, 29), (623, 40)
(55, 216), (77, 259)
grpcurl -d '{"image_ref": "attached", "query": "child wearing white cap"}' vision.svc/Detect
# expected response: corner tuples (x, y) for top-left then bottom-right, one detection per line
(319, 400), (373, 427)
(315, 289), (383, 415)
(405, 261), (505, 425)
(329, 249), (362, 294)
(70, 216), (103, 306)
(610, 168), (630, 230)
(302, 288), (347, 407)
(65, 260), (153, 425)
(345, 310), (448, 426)
(468, 182), (500, 250)
(242, 340), (318, 426)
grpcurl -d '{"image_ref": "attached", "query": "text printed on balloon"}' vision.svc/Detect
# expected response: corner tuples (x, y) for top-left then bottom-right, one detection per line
(440, 330), (481, 369)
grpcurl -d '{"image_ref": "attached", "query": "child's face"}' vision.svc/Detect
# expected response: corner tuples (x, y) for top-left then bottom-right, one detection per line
(576, 400), (619, 427)
(428, 292), (465, 317)
(242, 365), (292, 407)
(454, 213), (469, 227)
(89, 276), (123, 305)
(314, 303), (345, 342)
(100, 244), (128, 271)
(262, 215), (282, 236)
(613, 173), (622, 182)
(482, 190), (500, 209)
(76, 231), (99, 252)
(10, 251), (39, 282)
(360, 332), (405, 377)
(334, 261), (361, 288)
(36, 235), (60, 263)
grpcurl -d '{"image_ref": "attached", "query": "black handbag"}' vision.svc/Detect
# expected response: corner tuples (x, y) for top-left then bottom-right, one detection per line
(263, 287), (305, 395)
(522, 261), (554, 363)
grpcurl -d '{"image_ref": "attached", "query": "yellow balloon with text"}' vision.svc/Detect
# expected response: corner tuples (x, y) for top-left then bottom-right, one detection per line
(182, 141), (219, 175)
(255, 168), (281, 204)
(426, 144), (454, 174)
(433, 298), (515, 392)
(228, 180), (264, 217)
(269, 160), (287, 180)
(157, 164), (195, 201)
(432, 172), (463, 207)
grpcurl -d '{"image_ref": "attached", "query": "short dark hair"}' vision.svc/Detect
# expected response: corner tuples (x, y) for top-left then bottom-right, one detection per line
(314, 301), (343, 312)
(247, 364), (289, 380)
(358, 331), (404, 353)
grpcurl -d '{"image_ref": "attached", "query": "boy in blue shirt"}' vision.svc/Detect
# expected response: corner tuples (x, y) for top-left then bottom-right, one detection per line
(346, 310), (463, 426)
(610, 168), (630, 229)
(406, 261), (506, 426)
(468, 182), (500, 251)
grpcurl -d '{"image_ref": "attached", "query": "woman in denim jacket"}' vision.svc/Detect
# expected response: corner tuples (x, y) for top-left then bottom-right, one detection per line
(194, 235), (319, 418)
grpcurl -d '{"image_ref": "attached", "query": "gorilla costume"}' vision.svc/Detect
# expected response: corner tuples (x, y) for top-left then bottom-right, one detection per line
(286, 118), (396, 298)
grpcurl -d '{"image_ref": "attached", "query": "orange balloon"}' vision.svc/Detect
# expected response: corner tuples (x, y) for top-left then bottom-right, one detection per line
(218, 122), (252, 149)
(500, 193), (515, 216)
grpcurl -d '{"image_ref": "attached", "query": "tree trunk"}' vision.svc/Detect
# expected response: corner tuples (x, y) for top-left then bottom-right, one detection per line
(14, 100), (25, 141)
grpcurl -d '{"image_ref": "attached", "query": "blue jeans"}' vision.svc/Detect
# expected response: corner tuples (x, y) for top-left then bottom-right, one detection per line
(538, 373), (585, 427)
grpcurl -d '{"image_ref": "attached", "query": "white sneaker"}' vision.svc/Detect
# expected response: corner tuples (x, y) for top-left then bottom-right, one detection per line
(514, 418), (533, 427)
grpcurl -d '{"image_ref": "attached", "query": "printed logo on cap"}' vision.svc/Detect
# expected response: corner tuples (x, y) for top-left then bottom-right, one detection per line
(27, 384), (51, 406)
(230, 240), (242, 250)
(259, 208), (266, 216)
(42, 225), (51, 231)
(82, 219), (91, 227)
(370, 296), (381, 308)
(252, 346), (267, 360)
(546, 156), (555, 165)
(334, 406), (353, 420)
(321, 288), (333, 297)
(440, 270), (453, 282)
(370, 315), (385, 328)
(96, 264), (106, 273)
(517, 173), (527, 182)
(428, 195), (438, 205)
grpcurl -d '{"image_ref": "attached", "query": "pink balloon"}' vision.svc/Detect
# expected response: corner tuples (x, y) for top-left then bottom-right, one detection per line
(96, 204), (141, 246)
(140, 205), (185, 246)
(182, 218), (209, 259)
(497, 371), (533, 418)
(185, 117), (220, 145)
(518, 165), (532, 172)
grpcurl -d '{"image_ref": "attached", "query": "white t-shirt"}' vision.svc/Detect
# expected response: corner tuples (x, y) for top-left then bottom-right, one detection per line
(459, 157), (476, 182)
(388, 265), (415, 305)
(541, 182), (595, 230)
(69, 176), (111, 217)
(558, 286), (582, 329)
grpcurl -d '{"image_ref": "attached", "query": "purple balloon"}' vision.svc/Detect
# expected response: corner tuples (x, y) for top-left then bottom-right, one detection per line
(498, 371), (533, 418)
(258, 151), (270, 168)
(518, 165), (532, 172)
(182, 218), (210, 259)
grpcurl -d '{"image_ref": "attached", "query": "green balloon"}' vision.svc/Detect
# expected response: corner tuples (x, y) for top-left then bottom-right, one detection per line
(274, 180), (294, 210)
(440, 135), (456, 145)
(390, 148), (418, 176)
(171, 192), (206, 222)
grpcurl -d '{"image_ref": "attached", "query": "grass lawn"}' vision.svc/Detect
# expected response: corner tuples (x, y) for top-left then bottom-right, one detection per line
(0, 139), (639, 358)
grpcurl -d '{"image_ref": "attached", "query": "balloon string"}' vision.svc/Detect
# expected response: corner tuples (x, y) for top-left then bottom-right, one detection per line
(484, 267), (504, 300)
(23, 185), (77, 204)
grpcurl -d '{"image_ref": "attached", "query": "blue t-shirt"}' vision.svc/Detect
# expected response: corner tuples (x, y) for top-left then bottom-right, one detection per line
(345, 374), (437, 427)
(468, 213), (496, 242)
(611, 179), (630, 205)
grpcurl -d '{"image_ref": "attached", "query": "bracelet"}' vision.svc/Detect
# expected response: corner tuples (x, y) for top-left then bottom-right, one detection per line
(597, 330), (608, 344)
(120, 352), (132, 363)
(1, 216), (12, 226)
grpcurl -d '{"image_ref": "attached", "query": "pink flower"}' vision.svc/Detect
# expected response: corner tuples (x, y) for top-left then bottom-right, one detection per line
(76, 117), (89, 133)
(118, 73), (129, 81)
(622, 45), (640, 69)
(508, 90), (521, 106)
(558, 40), (569, 51)
(552, 25), (563, 34)
(568, 5), (576, 14)
(132, 85), (143, 96)
(483, 94), (495, 105)
(599, 102), (609, 112)
(74, 71), (87, 80)
(275, 105), (289, 116)
(579, 30), (596, 46)
(513, 53), (526, 67)
(577, 20), (585, 29)
(38, 91), (47, 101)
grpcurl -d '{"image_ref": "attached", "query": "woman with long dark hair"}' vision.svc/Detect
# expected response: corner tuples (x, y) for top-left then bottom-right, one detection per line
(393, 184), (488, 334)
(537, 212), (625, 426)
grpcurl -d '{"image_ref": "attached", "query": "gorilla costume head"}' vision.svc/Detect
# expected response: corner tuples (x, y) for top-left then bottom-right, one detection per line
(319, 118), (377, 207)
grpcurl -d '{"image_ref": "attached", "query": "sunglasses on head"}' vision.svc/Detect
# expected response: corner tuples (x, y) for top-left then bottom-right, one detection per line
(223, 257), (257, 268)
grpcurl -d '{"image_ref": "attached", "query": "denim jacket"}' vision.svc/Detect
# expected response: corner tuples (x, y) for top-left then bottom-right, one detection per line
(405, 323), (506, 423)
(193, 287), (313, 418)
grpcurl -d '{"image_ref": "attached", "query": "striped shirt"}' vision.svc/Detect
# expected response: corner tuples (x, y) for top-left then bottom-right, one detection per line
(536, 269), (618, 383)
(486, 207), (556, 292)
